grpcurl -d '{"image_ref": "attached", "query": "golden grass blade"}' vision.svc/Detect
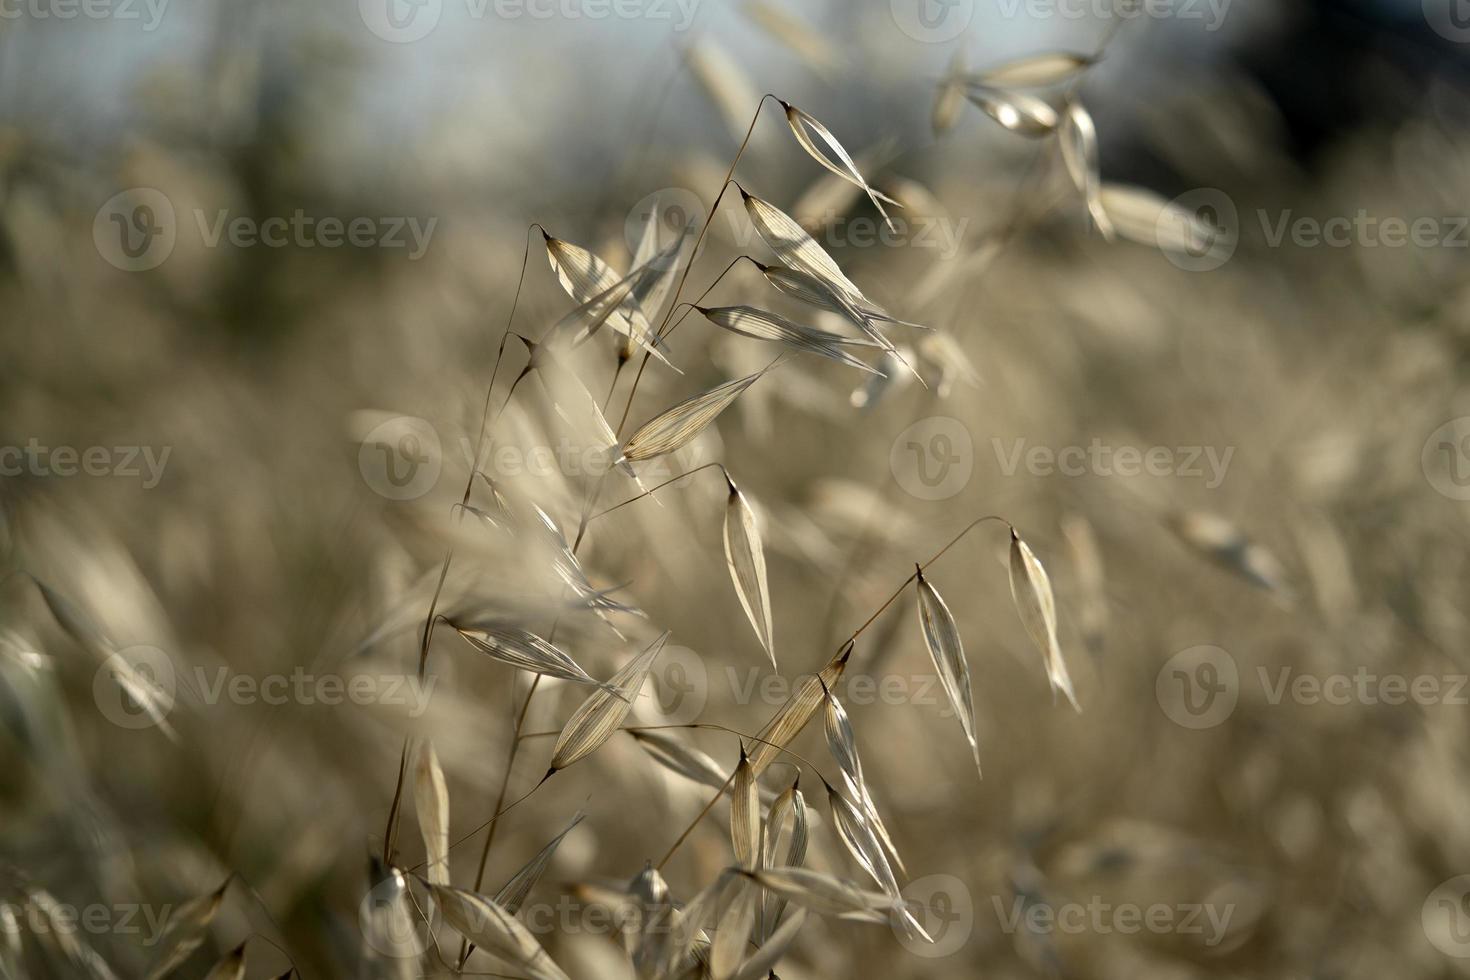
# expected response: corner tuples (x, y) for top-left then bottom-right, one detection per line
(621, 368), (774, 463)
(413, 739), (450, 887)
(723, 475), (776, 671)
(971, 51), (1096, 88)
(743, 1), (836, 74)
(428, 883), (570, 980)
(964, 87), (1059, 137)
(932, 49), (968, 137)
(1059, 101), (1113, 240)
(915, 569), (982, 777)
(746, 643), (851, 776)
(1168, 510), (1290, 597)
(495, 811), (586, 914)
(143, 878), (230, 980)
(1008, 529), (1080, 711)
(779, 100), (900, 232)
(1061, 513), (1108, 656)
(201, 943), (246, 980)
(740, 867), (892, 918)
(738, 185), (868, 306)
(731, 745), (760, 868)
(686, 39), (760, 143)
(453, 623), (613, 691)
(549, 631), (670, 772)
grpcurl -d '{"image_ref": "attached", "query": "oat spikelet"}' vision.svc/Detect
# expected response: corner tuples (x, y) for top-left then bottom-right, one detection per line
(549, 632), (669, 772)
(778, 100), (900, 232)
(1008, 529), (1080, 711)
(1059, 101), (1113, 240)
(496, 812), (586, 914)
(1061, 513), (1108, 655)
(743, 1), (836, 73)
(723, 475), (776, 670)
(710, 873), (758, 980)
(621, 368), (773, 462)
(964, 87), (1059, 137)
(746, 643), (850, 776)
(731, 745), (760, 868)
(738, 185), (868, 307)
(699, 305), (880, 374)
(428, 883), (571, 980)
(413, 739), (450, 887)
(760, 775), (808, 933)
(632, 728), (731, 791)
(1096, 184), (1233, 258)
(821, 686), (904, 873)
(932, 49), (968, 137)
(972, 51), (1096, 87)
(454, 623), (615, 691)
(915, 568), (983, 777)
(740, 867), (893, 919)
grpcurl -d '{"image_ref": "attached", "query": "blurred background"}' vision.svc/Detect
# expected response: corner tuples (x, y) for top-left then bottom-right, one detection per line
(5, 0), (1470, 976)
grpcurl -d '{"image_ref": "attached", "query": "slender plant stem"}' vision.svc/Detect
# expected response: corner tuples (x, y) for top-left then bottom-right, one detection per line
(613, 95), (778, 439)
(381, 225), (541, 864)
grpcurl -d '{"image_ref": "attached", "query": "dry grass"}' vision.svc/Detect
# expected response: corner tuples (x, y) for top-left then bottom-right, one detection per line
(2, 6), (1470, 979)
